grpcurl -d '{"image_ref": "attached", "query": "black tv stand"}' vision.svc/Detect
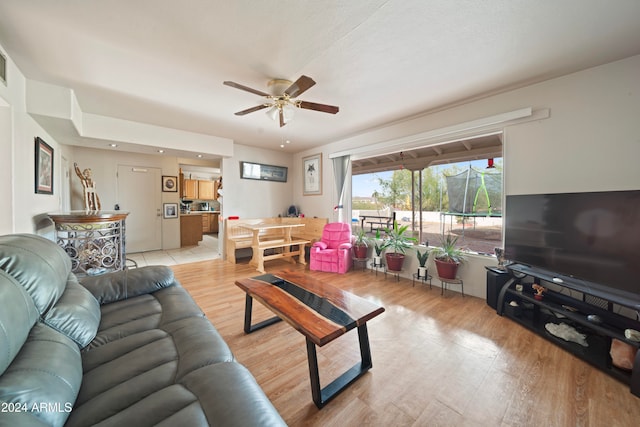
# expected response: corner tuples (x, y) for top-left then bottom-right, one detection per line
(496, 264), (640, 398)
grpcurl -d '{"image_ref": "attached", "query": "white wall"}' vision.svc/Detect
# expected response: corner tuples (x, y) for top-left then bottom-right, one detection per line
(0, 43), (68, 237)
(72, 146), (183, 250)
(222, 143), (294, 219)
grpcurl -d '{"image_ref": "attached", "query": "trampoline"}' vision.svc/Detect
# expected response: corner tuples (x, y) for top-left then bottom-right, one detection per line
(440, 166), (502, 234)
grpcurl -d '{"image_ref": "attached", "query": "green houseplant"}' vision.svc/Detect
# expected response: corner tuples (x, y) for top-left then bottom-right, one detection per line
(372, 230), (385, 265)
(382, 220), (417, 271)
(432, 233), (466, 279)
(353, 227), (369, 259)
(415, 247), (430, 278)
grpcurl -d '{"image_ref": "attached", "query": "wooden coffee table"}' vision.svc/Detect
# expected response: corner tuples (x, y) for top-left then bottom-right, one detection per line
(235, 270), (385, 408)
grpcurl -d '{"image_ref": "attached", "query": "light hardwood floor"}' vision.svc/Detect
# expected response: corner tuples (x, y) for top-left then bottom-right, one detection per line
(171, 259), (640, 426)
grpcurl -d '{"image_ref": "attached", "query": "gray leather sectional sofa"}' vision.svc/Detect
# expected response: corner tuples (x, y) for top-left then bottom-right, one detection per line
(0, 234), (286, 426)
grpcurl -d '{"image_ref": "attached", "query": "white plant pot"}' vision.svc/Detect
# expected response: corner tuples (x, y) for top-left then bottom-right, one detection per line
(374, 256), (381, 265)
(418, 266), (427, 277)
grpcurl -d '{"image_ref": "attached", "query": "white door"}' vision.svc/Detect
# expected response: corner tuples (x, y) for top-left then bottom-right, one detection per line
(117, 165), (162, 252)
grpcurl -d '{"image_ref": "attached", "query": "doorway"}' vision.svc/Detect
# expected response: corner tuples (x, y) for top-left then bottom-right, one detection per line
(116, 165), (162, 252)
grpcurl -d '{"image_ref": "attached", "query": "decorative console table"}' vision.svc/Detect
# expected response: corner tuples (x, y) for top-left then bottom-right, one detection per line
(48, 210), (129, 277)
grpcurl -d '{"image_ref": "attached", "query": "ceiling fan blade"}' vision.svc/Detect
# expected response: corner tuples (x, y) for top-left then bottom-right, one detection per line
(223, 81), (270, 97)
(279, 108), (285, 127)
(297, 100), (339, 114)
(234, 104), (269, 116)
(284, 75), (316, 98)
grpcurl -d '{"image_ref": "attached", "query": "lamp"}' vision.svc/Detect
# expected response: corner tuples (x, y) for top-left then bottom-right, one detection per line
(266, 105), (279, 121)
(265, 99), (296, 125)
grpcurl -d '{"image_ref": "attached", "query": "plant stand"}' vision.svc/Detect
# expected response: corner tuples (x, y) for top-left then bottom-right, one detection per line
(438, 276), (464, 297)
(352, 257), (368, 271)
(385, 268), (401, 282)
(412, 272), (432, 288)
(370, 259), (385, 276)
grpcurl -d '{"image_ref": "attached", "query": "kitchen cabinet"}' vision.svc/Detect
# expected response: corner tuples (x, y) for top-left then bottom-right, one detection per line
(180, 214), (203, 247)
(182, 179), (198, 199)
(198, 180), (215, 200)
(180, 176), (216, 200)
(201, 213), (219, 233)
(201, 213), (210, 233)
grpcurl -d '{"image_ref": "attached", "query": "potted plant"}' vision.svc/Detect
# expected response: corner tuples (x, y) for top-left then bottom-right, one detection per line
(352, 228), (369, 259)
(416, 247), (430, 278)
(372, 230), (385, 265)
(382, 220), (417, 272)
(432, 233), (466, 279)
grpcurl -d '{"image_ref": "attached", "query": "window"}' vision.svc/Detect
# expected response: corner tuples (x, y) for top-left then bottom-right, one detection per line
(352, 158), (503, 255)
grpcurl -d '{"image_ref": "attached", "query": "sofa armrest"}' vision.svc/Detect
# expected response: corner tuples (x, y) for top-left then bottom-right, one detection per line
(339, 242), (353, 250)
(312, 241), (328, 249)
(79, 266), (177, 305)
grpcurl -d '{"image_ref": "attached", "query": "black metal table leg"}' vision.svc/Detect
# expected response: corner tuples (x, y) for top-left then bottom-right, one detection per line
(243, 294), (282, 333)
(306, 323), (373, 409)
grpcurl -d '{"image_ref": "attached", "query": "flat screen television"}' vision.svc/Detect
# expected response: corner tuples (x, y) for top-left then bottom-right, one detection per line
(504, 190), (640, 309)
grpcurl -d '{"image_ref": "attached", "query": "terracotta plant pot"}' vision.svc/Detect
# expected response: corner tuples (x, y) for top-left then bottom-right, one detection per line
(353, 244), (368, 259)
(435, 259), (459, 279)
(385, 253), (405, 272)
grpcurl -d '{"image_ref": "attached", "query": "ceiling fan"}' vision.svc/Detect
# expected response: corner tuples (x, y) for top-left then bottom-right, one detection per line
(223, 75), (339, 127)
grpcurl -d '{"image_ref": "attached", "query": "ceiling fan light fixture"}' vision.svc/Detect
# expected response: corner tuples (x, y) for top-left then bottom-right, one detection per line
(282, 103), (295, 123)
(266, 105), (280, 121)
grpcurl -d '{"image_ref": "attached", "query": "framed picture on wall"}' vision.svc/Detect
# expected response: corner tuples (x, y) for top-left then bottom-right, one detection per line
(303, 153), (322, 196)
(162, 175), (178, 192)
(163, 203), (178, 219)
(34, 137), (54, 194)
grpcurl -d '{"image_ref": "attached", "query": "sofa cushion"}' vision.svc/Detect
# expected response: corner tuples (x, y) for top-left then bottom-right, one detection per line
(43, 275), (101, 349)
(0, 270), (39, 375)
(80, 266), (177, 305)
(0, 323), (82, 427)
(66, 288), (240, 426)
(0, 234), (71, 315)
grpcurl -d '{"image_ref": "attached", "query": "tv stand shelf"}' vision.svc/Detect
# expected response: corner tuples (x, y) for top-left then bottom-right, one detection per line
(496, 265), (640, 397)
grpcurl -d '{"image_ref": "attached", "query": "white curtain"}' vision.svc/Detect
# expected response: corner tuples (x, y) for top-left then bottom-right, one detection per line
(332, 155), (351, 223)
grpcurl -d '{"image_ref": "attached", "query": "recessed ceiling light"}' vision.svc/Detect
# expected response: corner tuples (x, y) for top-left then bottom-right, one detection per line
(286, 140), (290, 144)
(109, 143), (118, 148)
(197, 154), (203, 158)
(280, 144), (285, 148)
(158, 149), (165, 153)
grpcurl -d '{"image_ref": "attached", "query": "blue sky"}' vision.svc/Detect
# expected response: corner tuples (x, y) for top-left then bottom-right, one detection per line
(351, 159), (495, 197)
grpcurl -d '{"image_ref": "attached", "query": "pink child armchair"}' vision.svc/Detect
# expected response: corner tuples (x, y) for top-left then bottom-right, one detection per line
(309, 222), (353, 274)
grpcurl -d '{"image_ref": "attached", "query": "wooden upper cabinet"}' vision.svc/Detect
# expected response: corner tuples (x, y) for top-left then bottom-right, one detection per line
(183, 179), (198, 199)
(198, 180), (215, 200)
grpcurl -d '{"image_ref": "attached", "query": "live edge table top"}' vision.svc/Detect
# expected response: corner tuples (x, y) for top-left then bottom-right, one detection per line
(235, 270), (385, 347)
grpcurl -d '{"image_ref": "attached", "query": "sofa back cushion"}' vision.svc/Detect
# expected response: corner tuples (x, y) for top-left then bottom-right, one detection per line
(0, 270), (38, 375)
(0, 234), (71, 314)
(44, 275), (101, 348)
(0, 234), (101, 350)
(0, 323), (82, 427)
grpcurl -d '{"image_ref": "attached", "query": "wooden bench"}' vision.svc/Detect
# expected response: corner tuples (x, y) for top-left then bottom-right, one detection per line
(224, 217), (328, 264)
(252, 237), (310, 273)
(360, 212), (396, 233)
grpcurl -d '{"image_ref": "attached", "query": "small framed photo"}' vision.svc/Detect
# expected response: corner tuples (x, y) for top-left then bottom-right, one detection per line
(163, 203), (178, 219)
(162, 175), (178, 192)
(303, 153), (322, 196)
(35, 137), (54, 194)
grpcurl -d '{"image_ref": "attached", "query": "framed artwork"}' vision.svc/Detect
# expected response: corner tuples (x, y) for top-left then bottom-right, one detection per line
(303, 153), (322, 196)
(162, 175), (178, 192)
(240, 161), (288, 182)
(34, 137), (54, 194)
(163, 203), (178, 219)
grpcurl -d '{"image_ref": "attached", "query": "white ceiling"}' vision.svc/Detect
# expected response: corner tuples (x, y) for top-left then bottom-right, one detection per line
(1, 0), (640, 156)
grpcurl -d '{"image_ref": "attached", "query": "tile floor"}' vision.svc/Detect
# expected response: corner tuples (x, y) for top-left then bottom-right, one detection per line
(127, 234), (220, 267)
